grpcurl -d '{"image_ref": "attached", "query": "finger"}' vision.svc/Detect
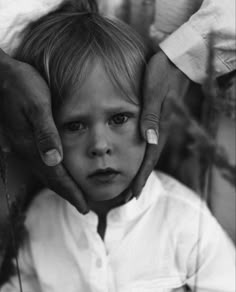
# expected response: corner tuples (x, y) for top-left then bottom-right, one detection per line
(131, 132), (167, 198)
(41, 163), (89, 214)
(122, 185), (133, 204)
(30, 106), (63, 166)
(140, 53), (168, 142)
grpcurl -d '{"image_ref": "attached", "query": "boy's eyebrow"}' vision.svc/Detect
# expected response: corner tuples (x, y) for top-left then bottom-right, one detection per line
(62, 105), (139, 120)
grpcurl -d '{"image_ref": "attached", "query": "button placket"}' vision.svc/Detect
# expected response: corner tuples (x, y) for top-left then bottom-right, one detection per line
(96, 257), (103, 268)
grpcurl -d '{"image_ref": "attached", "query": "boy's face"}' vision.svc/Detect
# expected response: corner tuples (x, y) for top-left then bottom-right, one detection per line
(56, 61), (146, 202)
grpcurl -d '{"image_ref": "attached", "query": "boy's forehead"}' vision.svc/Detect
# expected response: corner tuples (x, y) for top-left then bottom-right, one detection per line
(65, 60), (140, 108)
(55, 61), (140, 121)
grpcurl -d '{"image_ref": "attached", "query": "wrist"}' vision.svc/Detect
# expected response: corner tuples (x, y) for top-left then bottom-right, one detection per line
(157, 49), (180, 72)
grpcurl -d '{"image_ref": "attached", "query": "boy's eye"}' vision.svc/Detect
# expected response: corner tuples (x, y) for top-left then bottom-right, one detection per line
(64, 121), (85, 132)
(109, 113), (129, 125)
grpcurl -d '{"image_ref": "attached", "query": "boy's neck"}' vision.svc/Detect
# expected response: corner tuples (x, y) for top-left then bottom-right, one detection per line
(90, 194), (123, 240)
(89, 189), (130, 217)
(88, 189), (131, 240)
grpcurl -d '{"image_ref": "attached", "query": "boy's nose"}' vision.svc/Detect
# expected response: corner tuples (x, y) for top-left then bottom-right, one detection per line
(88, 132), (112, 158)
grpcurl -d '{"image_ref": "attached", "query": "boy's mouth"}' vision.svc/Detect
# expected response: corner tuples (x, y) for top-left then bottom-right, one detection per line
(88, 168), (120, 183)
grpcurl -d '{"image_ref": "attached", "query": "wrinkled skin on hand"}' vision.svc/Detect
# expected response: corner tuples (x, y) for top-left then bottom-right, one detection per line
(0, 49), (89, 214)
(131, 50), (191, 197)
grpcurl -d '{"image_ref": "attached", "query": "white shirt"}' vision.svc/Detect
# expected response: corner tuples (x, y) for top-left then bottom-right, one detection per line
(150, 0), (236, 83)
(0, 0), (235, 84)
(1, 172), (235, 292)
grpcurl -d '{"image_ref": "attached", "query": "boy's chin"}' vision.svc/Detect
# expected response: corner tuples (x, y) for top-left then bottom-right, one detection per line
(87, 191), (122, 202)
(86, 186), (130, 204)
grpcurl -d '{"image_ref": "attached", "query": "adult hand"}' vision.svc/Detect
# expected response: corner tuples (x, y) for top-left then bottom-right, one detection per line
(0, 49), (89, 214)
(131, 50), (191, 197)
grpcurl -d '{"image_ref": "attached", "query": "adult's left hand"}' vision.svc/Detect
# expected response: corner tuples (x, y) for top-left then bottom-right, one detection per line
(131, 50), (192, 197)
(0, 49), (89, 214)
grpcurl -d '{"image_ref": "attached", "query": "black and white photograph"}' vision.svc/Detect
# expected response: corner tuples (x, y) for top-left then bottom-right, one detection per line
(0, 0), (235, 291)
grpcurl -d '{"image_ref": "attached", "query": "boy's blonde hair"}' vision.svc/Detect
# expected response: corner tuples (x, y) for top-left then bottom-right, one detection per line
(15, 2), (147, 110)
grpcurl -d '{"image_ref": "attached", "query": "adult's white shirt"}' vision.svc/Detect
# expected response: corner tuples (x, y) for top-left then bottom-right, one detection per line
(0, 0), (235, 83)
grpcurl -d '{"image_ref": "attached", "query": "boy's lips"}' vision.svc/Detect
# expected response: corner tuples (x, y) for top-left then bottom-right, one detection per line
(88, 168), (120, 183)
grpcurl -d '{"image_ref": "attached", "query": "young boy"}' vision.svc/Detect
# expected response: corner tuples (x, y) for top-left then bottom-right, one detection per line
(1, 3), (235, 292)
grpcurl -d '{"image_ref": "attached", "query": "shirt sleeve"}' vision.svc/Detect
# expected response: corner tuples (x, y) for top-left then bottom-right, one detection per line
(186, 209), (236, 292)
(0, 0), (64, 56)
(152, 0), (236, 84)
(0, 241), (41, 292)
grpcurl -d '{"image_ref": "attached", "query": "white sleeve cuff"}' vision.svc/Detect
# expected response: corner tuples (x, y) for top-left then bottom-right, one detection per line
(159, 23), (231, 84)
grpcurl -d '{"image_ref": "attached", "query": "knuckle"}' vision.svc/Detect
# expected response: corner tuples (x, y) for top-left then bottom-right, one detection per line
(27, 91), (51, 116)
(143, 113), (160, 125)
(35, 129), (57, 150)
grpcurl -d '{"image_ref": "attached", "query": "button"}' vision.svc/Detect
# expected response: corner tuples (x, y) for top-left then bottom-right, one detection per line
(96, 258), (102, 268)
(109, 210), (120, 222)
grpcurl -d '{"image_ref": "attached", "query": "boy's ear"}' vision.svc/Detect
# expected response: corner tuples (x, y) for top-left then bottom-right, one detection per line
(0, 126), (11, 153)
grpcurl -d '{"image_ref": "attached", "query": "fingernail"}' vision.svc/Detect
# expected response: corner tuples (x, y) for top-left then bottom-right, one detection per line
(146, 129), (159, 145)
(43, 149), (62, 166)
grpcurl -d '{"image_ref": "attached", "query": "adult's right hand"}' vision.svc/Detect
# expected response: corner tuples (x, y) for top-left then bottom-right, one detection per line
(0, 49), (89, 214)
(131, 50), (192, 198)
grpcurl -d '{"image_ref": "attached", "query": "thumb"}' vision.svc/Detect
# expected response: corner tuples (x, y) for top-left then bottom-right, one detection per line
(140, 82), (162, 146)
(140, 52), (169, 145)
(32, 108), (63, 166)
(140, 108), (161, 145)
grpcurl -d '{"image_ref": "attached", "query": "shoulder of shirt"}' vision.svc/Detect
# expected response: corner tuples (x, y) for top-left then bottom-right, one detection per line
(24, 188), (64, 235)
(151, 170), (210, 215)
(149, 171), (220, 239)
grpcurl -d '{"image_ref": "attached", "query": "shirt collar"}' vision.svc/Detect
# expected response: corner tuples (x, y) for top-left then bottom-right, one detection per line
(65, 171), (165, 227)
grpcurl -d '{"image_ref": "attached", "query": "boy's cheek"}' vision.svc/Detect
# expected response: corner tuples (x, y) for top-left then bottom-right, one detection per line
(133, 127), (147, 154)
(62, 155), (86, 188)
(138, 142), (147, 168)
(129, 141), (146, 175)
(61, 148), (83, 174)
